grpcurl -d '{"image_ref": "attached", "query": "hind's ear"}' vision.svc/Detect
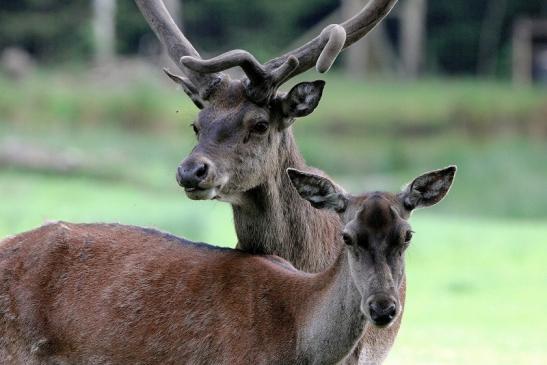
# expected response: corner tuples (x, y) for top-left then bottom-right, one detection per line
(399, 166), (457, 211)
(287, 168), (348, 212)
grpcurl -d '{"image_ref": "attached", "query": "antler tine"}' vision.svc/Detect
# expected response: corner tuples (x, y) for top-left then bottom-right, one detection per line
(271, 56), (300, 85)
(181, 52), (300, 86)
(264, 0), (398, 81)
(137, 0), (396, 103)
(248, 56), (300, 103)
(316, 24), (346, 73)
(134, 0), (220, 93)
(181, 50), (268, 86)
(183, 51), (300, 104)
(342, 0), (398, 44)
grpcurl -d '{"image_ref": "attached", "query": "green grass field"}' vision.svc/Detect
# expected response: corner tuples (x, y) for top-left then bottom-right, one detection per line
(1, 166), (545, 364)
(387, 217), (547, 365)
(0, 72), (546, 364)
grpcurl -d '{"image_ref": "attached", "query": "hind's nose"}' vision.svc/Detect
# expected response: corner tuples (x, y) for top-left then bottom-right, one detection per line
(367, 295), (398, 327)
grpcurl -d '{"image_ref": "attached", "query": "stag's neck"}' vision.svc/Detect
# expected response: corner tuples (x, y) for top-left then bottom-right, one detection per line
(297, 250), (367, 364)
(232, 130), (342, 272)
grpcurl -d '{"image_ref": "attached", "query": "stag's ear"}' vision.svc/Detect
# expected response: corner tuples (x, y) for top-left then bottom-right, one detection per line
(163, 69), (206, 109)
(287, 168), (348, 212)
(399, 166), (457, 211)
(276, 80), (325, 129)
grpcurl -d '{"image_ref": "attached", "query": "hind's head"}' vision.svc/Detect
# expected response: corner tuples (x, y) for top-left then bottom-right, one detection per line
(288, 166), (457, 328)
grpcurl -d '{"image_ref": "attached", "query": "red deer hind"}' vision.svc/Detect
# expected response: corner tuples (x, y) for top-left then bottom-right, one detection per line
(0, 167), (456, 365)
(135, 0), (402, 363)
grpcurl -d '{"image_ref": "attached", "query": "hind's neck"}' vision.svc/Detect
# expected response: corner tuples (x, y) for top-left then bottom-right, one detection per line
(296, 249), (366, 363)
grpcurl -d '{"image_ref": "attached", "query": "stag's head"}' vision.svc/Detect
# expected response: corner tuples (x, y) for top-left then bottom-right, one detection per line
(136, 0), (398, 200)
(169, 67), (328, 200)
(288, 166), (457, 327)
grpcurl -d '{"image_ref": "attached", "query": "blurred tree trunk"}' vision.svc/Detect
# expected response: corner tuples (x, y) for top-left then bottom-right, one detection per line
(92, 0), (116, 65)
(512, 19), (533, 86)
(477, 0), (508, 76)
(400, 0), (426, 79)
(343, 0), (369, 77)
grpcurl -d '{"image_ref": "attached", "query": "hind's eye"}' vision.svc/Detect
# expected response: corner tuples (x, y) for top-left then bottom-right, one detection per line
(252, 121), (269, 134)
(404, 230), (414, 244)
(342, 233), (353, 246)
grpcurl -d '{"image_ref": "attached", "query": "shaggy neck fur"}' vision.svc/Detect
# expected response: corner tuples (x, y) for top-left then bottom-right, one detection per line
(232, 129), (342, 272)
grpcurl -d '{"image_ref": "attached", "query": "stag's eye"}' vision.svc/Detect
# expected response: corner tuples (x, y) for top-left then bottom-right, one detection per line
(342, 232), (353, 246)
(190, 122), (199, 136)
(252, 121), (269, 134)
(404, 230), (414, 244)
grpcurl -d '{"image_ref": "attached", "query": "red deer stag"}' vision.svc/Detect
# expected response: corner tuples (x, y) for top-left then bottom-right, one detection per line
(0, 166), (456, 365)
(135, 0), (400, 363)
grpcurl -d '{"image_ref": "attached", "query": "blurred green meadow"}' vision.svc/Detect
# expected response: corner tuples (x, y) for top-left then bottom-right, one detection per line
(0, 71), (546, 364)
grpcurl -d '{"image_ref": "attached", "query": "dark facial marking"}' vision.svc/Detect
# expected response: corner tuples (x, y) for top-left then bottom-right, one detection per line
(358, 195), (396, 232)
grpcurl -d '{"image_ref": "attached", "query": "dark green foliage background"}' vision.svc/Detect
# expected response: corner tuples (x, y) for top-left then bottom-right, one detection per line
(1, 0), (546, 74)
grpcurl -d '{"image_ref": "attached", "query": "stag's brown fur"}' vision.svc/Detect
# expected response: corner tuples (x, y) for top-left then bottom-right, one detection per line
(232, 131), (342, 270)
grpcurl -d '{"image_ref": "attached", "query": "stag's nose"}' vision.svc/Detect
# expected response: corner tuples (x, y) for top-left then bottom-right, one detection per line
(176, 158), (212, 190)
(367, 295), (398, 327)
